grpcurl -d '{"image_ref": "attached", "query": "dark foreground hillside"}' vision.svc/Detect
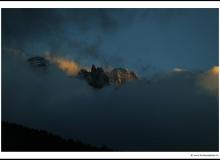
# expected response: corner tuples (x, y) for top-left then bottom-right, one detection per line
(1, 121), (111, 151)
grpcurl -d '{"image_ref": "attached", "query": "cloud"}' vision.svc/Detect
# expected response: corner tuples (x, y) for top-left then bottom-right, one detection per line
(2, 9), (196, 68)
(167, 66), (219, 97)
(1, 9), (119, 68)
(2, 8), (218, 150)
(2, 54), (218, 151)
(172, 68), (185, 72)
(2, 47), (26, 59)
(1, 9), (118, 54)
(44, 53), (82, 76)
(197, 66), (219, 97)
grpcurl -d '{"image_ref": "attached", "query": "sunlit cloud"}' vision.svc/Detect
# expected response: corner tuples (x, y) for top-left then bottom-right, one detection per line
(44, 52), (81, 76)
(197, 66), (219, 97)
(209, 66), (219, 75)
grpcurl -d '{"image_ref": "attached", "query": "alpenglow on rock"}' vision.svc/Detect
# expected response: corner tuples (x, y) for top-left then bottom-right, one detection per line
(27, 56), (138, 89)
(79, 65), (138, 89)
(107, 68), (138, 85)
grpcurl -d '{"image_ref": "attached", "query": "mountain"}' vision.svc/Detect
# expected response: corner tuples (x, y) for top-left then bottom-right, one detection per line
(27, 56), (139, 89)
(79, 65), (138, 88)
(107, 67), (138, 85)
(2, 121), (111, 151)
(78, 64), (110, 89)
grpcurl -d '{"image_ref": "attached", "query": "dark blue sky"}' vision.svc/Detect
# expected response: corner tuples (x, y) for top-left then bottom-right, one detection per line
(2, 8), (219, 77)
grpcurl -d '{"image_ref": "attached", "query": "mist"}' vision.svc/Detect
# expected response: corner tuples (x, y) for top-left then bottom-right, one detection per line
(2, 8), (218, 151)
(2, 51), (218, 150)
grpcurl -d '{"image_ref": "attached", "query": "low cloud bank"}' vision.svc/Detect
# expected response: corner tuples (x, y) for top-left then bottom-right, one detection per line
(197, 66), (219, 97)
(2, 52), (218, 151)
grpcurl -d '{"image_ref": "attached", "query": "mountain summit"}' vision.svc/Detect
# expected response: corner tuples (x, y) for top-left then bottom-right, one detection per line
(79, 65), (138, 88)
(28, 57), (138, 89)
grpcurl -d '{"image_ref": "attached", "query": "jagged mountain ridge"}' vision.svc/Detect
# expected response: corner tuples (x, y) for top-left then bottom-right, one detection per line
(28, 56), (139, 89)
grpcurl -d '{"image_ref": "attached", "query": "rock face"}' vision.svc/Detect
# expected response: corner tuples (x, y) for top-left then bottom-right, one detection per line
(27, 56), (138, 89)
(79, 65), (110, 89)
(79, 65), (138, 89)
(108, 68), (138, 85)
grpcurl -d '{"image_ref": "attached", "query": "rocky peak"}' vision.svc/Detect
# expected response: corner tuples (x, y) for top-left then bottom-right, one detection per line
(91, 64), (97, 73)
(79, 65), (138, 89)
(79, 65), (109, 89)
(108, 68), (138, 85)
(27, 56), (138, 89)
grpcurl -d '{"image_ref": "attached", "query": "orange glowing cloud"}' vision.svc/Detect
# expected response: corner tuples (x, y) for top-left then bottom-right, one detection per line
(209, 66), (219, 75)
(44, 53), (80, 76)
(197, 66), (219, 97)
